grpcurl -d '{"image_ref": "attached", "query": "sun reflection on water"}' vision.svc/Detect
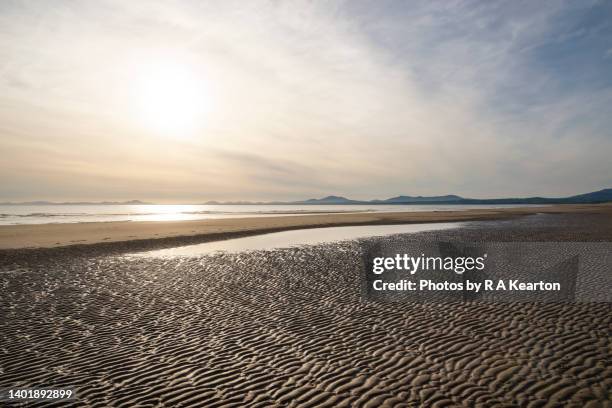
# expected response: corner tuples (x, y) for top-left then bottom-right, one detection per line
(129, 205), (201, 222)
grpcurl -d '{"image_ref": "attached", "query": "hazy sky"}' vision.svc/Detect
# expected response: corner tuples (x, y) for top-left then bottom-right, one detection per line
(1, 0), (611, 202)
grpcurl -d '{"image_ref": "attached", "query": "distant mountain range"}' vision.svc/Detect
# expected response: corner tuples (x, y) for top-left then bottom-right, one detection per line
(2, 189), (611, 205)
(205, 188), (612, 205)
(298, 194), (464, 204)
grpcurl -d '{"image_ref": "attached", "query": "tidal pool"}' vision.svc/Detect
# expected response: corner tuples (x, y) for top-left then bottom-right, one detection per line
(137, 222), (462, 257)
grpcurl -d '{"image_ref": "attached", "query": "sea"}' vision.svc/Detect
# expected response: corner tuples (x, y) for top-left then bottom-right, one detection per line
(0, 204), (545, 226)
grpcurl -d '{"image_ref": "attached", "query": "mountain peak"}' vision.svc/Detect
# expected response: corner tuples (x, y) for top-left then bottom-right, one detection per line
(301, 195), (353, 204)
(384, 194), (463, 203)
(321, 195), (348, 200)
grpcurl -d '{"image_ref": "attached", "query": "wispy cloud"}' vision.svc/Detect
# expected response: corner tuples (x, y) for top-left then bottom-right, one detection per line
(0, 0), (610, 201)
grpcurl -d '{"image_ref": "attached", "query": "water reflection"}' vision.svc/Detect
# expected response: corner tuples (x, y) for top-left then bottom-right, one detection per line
(138, 222), (462, 257)
(1, 204), (545, 225)
(133, 205), (201, 222)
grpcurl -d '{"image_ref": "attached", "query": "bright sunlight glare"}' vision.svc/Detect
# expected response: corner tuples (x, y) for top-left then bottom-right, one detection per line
(132, 60), (210, 138)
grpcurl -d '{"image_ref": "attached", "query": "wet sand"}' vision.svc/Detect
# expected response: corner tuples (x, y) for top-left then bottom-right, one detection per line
(1, 203), (611, 250)
(0, 213), (610, 407)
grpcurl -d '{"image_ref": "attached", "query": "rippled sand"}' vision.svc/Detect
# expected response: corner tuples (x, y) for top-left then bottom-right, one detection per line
(0, 214), (610, 407)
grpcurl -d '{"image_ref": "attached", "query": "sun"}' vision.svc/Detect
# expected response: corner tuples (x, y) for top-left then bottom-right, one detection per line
(132, 60), (210, 137)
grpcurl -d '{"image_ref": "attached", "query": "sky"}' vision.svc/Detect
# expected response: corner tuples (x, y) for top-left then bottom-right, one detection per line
(0, 0), (611, 202)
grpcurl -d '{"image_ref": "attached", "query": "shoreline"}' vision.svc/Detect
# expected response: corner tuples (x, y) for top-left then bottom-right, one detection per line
(0, 203), (610, 252)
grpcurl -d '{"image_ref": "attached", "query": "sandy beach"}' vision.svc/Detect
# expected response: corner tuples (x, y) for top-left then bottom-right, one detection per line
(1, 203), (611, 251)
(0, 212), (610, 407)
